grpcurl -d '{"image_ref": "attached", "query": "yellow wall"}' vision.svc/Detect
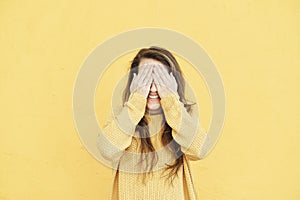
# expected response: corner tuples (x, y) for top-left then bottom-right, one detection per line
(1, 0), (300, 199)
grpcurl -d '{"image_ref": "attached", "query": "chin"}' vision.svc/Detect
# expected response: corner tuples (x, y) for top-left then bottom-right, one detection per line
(146, 103), (161, 111)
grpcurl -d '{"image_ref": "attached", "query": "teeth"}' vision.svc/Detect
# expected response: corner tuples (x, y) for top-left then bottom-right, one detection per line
(148, 95), (159, 99)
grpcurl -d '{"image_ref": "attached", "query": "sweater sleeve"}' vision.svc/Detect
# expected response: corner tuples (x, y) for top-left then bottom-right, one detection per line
(160, 93), (208, 161)
(96, 92), (146, 164)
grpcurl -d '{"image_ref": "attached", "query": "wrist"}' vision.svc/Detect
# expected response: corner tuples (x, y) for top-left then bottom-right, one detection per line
(125, 92), (147, 124)
(133, 88), (149, 98)
(159, 89), (179, 100)
(160, 92), (180, 108)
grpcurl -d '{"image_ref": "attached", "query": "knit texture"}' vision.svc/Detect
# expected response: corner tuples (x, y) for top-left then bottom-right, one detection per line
(97, 92), (208, 200)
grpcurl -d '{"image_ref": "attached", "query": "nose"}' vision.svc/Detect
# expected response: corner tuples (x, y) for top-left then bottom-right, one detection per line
(150, 82), (157, 93)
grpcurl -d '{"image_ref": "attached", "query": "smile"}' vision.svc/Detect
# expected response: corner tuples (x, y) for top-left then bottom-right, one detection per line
(148, 94), (159, 99)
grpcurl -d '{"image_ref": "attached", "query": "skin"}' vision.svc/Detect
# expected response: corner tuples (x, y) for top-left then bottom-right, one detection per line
(130, 58), (179, 114)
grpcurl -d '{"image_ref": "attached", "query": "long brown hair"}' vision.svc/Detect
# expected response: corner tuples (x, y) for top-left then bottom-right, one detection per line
(123, 46), (192, 183)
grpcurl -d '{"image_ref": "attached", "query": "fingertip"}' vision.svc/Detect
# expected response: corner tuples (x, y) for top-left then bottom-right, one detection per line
(152, 71), (157, 77)
(171, 72), (176, 78)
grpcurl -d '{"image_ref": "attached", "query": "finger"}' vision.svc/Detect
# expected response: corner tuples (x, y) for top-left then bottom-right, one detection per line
(152, 74), (161, 91)
(154, 64), (169, 75)
(138, 66), (152, 89)
(158, 65), (172, 83)
(145, 76), (153, 88)
(138, 65), (152, 83)
(136, 63), (149, 77)
(130, 73), (137, 92)
(133, 73), (139, 83)
(170, 72), (178, 91)
(136, 64), (146, 78)
(152, 69), (164, 86)
(154, 66), (169, 85)
(170, 72), (176, 81)
(143, 69), (153, 86)
(134, 67), (152, 92)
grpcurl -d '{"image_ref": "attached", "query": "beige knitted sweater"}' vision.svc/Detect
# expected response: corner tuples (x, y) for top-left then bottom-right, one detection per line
(97, 92), (208, 200)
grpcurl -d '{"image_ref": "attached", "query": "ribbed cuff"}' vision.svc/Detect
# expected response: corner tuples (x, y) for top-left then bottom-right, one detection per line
(160, 92), (182, 131)
(160, 92), (180, 112)
(125, 92), (147, 125)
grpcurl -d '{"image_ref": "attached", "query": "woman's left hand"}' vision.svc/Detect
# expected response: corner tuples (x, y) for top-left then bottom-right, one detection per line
(152, 64), (179, 98)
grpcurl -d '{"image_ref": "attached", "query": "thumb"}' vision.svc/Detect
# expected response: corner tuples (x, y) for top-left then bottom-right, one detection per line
(132, 73), (137, 80)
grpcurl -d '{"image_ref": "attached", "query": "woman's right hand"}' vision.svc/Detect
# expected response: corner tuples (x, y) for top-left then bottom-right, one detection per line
(129, 64), (153, 98)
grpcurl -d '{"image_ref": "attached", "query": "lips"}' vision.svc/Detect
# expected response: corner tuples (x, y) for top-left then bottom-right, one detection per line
(148, 93), (159, 99)
(148, 95), (159, 99)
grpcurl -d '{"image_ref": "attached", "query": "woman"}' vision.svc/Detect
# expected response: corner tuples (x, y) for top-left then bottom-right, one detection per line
(97, 46), (208, 200)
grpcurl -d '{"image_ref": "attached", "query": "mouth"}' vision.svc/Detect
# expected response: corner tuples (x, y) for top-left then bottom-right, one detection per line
(148, 93), (160, 99)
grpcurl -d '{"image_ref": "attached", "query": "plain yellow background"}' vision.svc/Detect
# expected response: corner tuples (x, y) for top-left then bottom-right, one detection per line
(1, 0), (300, 199)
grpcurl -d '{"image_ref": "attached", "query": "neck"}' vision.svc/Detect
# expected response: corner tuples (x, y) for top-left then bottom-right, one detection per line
(145, 107), (163, 116)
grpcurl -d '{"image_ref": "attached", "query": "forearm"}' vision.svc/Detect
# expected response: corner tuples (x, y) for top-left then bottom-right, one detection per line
(96, 92), (146, 161)
(160, 93), (208, 160)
